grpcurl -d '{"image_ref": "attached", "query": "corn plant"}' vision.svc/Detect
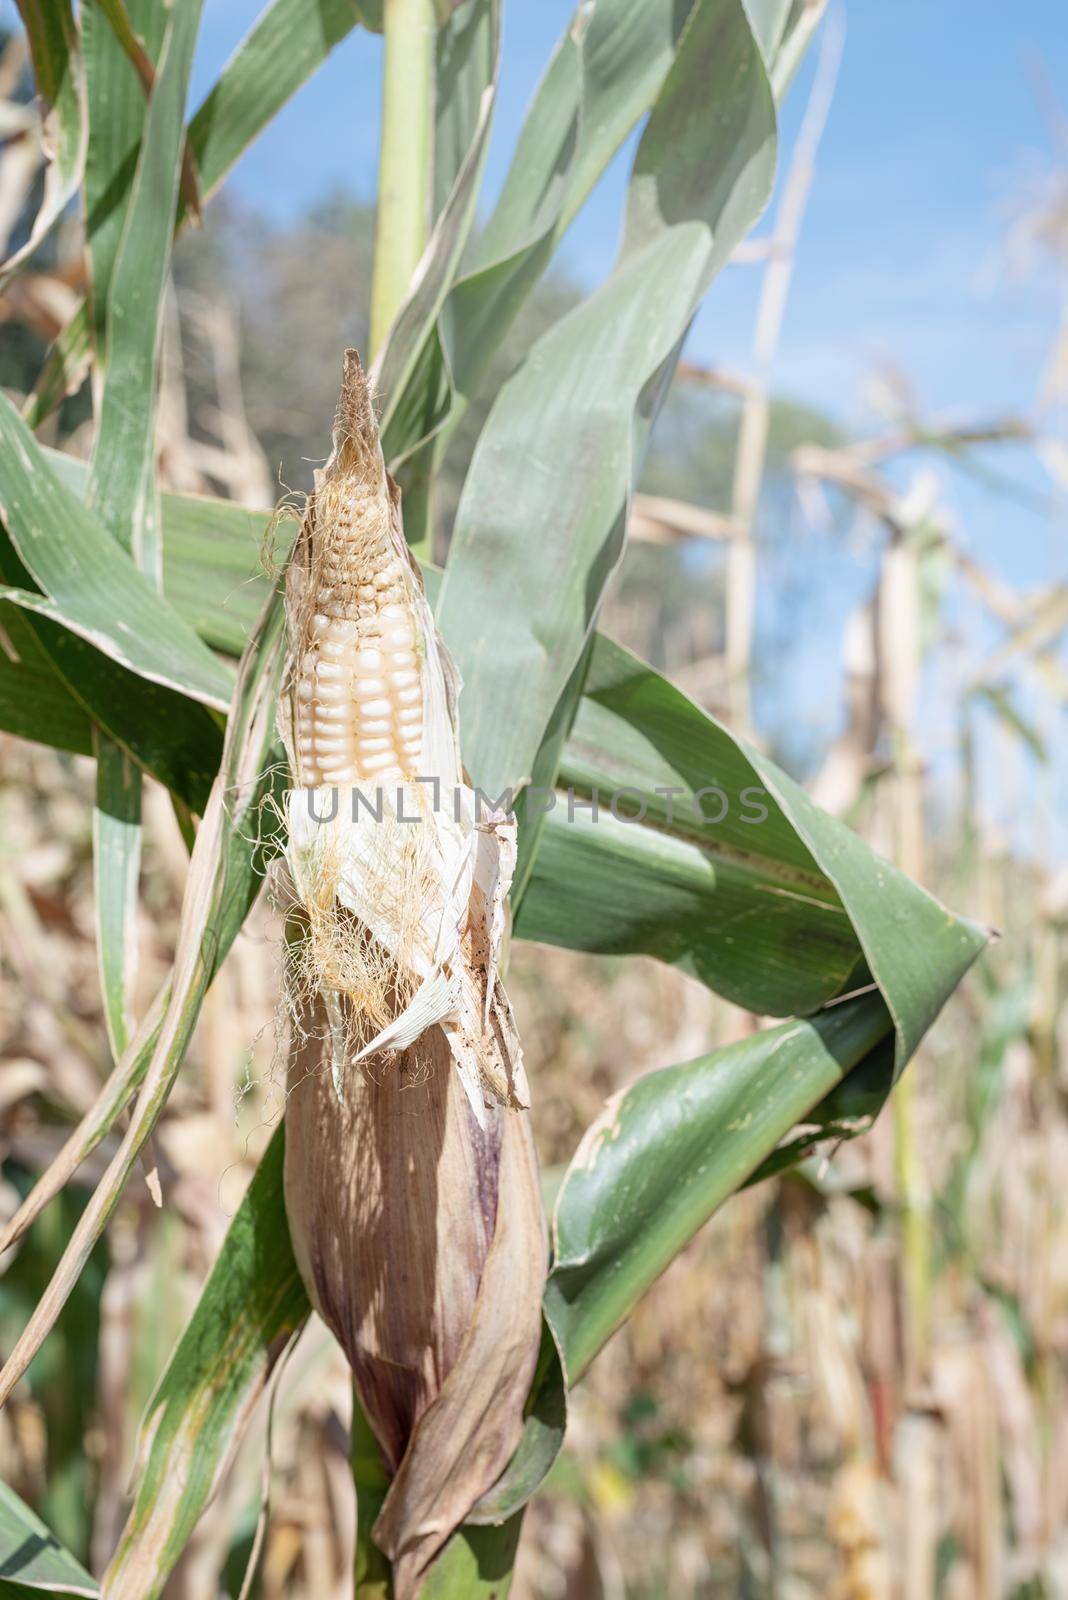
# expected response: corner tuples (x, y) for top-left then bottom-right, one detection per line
(0, 1), (987, 1595)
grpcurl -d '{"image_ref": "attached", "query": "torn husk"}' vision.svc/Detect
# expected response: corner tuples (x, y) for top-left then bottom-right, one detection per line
(279, 348), (528, 1121)
(278, 352), (546, 1594)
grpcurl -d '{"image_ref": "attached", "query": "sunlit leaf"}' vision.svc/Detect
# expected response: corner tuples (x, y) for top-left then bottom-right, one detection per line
(545, 994), (896, 1382)
(438, 0), (777, 795)
(0, 396), (233, 710)
(0, 1481), (97, 1596)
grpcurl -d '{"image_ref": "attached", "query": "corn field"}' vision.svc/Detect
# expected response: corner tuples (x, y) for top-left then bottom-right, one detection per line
(0, 1), (1064, 1597)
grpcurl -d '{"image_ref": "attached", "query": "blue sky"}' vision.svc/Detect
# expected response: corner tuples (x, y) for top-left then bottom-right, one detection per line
(189, 0), (1068, 431)
(4, 0), (1064, 849)
(186, 2), (1068, 587)
(186, 0), (1068, 853)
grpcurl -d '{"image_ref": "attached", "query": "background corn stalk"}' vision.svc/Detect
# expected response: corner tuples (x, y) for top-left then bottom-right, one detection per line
(1, 0), (1058, 1596)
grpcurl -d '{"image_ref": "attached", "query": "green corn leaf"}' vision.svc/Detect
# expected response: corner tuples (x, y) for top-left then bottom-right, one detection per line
(766, 0), (828, 99)
(0, 584), (287, 1409)
(511, 636), (592, 907)
(519, 800), (861, 1019)
(23, 0), (368, 429)
(92, 730), (142, 1060)
(45, 446), (282, 656)
(0, 584), (222, 810)
(743, 0), (795, 63)
(158, 491), (284, 654)
(187, 0), (364, 203)
(0, 457), (276, 798)
(381, 0), (704, 471)
(515, 632), (866, 1016)
(438, 0), (778, 797)
(0, 0), (87, 291)
(0, 394), (233, 711)
(84, 0), (203, 1068)
(544, 993), (896, 1383)
(82, 0), (170, 354)
(748, 761), (987, 1072)
(0, 1482), (96, 1597)
(0, 1182), (109, 1565)
(20, 302), (93, 433)
(517, 631), (988, 1066)
(433, 0), (497, 217)
(416, 1517), (524, 1599)
(90, 0), (204, 209)
(87, 0), (204, 580)
(0, 606), (93, 754)
(102, 1127), (309, 1600)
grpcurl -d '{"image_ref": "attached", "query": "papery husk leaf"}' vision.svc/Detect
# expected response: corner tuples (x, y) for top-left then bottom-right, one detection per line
(373, 1098), (545, 1598)
(283, 1000), (545, 1594)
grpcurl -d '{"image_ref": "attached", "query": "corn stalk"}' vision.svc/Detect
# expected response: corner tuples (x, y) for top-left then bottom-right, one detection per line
(0, 4), (989, 1598)
(370, 0), (435, 360)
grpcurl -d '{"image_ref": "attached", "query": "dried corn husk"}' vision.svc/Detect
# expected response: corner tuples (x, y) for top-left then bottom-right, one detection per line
(279, 352), (546, 1595)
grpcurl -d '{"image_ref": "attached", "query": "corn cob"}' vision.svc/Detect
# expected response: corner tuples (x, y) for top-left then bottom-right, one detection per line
(279, 349), (525, 1115)
(292, 525), (424, 787)
(286, 353), (454, 793)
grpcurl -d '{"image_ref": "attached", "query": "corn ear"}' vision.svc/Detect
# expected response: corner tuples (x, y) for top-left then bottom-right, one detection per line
(279, 352), (546, 1593)
(279, 349), (527, 1120)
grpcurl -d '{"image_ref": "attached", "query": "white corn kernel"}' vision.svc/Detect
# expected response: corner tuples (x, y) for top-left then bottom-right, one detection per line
(353, 678), (388, 702)
(361, 751), (398, 774)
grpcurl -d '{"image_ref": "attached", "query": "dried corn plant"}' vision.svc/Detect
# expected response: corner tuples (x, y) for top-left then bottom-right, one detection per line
(0, 2), (989, 1597)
